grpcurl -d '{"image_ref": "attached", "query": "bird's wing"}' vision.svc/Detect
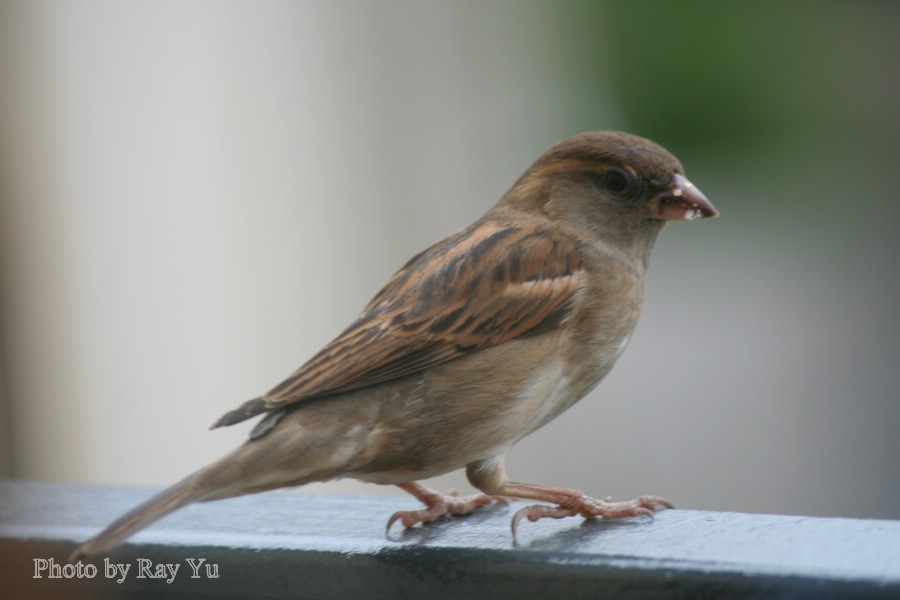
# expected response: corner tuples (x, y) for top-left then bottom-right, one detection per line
(213, 220), (581, 428)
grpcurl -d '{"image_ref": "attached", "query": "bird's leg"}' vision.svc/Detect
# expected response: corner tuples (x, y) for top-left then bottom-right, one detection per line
(386, 481), (507, 532)
(500, 482), (671, 536)
(466, 458), (670, 536)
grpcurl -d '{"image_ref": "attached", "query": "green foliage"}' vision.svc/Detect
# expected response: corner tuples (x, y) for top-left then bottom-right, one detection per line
(557, 1), (897, 155)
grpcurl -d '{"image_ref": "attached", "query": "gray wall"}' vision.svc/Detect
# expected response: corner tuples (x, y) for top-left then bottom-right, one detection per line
(1, 1), (898, 520)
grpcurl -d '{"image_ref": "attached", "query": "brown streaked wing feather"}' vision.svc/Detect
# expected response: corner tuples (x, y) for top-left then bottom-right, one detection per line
(258, 221), (581, 412)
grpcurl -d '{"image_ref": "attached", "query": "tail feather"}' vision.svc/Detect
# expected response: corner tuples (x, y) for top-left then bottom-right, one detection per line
(210, 396), (269, 429)
(73, 402), (344, 559)
(70, 474), (207, 560)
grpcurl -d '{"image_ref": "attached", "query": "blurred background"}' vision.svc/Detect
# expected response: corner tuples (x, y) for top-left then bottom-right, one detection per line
(0, 1), (898, 520)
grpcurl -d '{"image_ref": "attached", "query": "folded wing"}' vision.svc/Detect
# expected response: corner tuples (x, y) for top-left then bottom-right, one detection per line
(212, 220), (581, 428)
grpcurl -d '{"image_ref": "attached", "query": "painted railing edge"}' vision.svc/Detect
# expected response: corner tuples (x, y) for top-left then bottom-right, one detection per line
(2, 479), (899, 599)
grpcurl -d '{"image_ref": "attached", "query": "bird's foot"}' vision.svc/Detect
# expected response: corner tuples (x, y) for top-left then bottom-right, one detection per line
(511, 493), (671, 536)
(387, 481), (507, 533)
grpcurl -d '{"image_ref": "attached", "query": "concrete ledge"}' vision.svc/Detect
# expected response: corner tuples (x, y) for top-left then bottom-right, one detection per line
(1, 479), (899, 598)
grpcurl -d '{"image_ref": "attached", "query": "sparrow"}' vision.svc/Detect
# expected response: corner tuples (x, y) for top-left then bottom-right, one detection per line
(72, 130), (717, 559)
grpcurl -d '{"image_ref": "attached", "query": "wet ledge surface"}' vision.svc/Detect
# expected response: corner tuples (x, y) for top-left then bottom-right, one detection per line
(2, 479), (899, 599)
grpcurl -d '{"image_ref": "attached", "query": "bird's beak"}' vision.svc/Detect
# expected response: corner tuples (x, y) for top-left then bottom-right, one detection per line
(650, 174), (719, 221)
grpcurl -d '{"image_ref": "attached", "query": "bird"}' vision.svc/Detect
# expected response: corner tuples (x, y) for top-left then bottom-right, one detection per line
(71, 130), (718, 559)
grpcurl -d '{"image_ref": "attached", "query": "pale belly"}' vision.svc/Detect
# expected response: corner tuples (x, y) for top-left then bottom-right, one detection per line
(347, 324), (634, 484)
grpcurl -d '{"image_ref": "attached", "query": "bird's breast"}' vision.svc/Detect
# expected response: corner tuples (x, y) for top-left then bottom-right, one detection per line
(539, 254), (646, 417)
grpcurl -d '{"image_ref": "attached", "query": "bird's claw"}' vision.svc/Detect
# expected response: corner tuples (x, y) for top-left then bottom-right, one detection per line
(511, 494), (671, 537)
(385, 491), (507, 534)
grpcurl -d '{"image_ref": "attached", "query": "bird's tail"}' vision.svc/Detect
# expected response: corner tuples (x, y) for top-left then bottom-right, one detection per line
(71, 398), (362, 560)
(69, 433), (305, 560)
(69, 471), (212, 561)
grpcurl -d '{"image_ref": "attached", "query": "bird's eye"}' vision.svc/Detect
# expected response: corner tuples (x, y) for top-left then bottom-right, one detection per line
(605, 169), (629, 192)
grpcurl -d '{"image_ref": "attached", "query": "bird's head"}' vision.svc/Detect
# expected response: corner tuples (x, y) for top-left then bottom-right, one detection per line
(499, 131), (718, 252)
